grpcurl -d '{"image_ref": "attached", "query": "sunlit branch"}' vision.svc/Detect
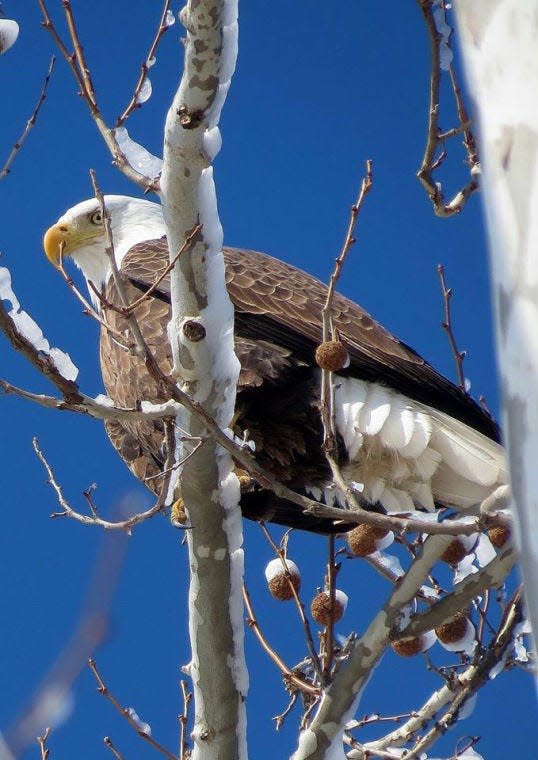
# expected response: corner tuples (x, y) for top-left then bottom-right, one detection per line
(116, 0), (173, 126)
(243, 584), (320, 696)
(37, 0), (158, 191)
(0, 56), (56, 181)
(89, 659), (178, 760)
(437, 263), (466, 390)
(416, 0), (479, 216)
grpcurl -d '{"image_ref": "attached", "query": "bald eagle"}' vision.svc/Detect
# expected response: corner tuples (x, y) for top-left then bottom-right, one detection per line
(43, 196), (506, 533)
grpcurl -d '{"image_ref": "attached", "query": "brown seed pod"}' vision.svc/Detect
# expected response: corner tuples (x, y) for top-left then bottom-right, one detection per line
(347, 524), (390, 557)
(315, 340), (349, 371)
(265, 559), (301, 601)
(440, 538), (469, 566)
(391, 635), (425, 657)
(435, 610), (469, 644)
(310, 590), (348, 625)
(488, 525), (511, 548)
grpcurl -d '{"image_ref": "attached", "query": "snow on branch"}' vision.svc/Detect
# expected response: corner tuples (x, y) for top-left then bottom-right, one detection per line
(37, 0), (163, 191)
(0, 265), (78, 383)
(159, 2), (246, 759)
(455, 0), (538, 663)
(0, 16), (18, 54)
(416, 0), (480, 216)
(292, 535), (453, 760)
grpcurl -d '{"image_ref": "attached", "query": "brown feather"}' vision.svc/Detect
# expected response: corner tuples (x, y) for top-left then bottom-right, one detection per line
(99, 240), (499, 533)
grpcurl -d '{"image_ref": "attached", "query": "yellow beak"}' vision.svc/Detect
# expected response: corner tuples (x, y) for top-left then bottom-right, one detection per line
(43, 223), (72, 267)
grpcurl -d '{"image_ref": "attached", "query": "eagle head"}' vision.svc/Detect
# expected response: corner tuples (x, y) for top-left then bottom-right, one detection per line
(43, 195), (165, 296)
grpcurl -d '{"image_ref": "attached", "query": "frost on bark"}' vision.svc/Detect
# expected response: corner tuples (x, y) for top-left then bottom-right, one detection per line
(159, 2), (247, 759)
(455, 0), (538, 658)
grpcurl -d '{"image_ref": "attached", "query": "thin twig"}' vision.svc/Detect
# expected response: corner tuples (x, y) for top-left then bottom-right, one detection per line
(259, 524), (326, 685)
(321, 535), (338, 678)
(273, 692), (298, 730)
(401, 588), (524, 760)
(89, 172), (162, 366)
(391, 543), (516, 639)
(320, 160), (373, 452)
(179, 680), (192, 760)
(33, 425), (184, 532)
(116, 0), (172, 126)
(0, 57), (56, 180)
(57, 248), (130, 347)
(123, 224), (202, 314)
(243, 584), (320, 696)
(61, 0), (98, 109)
(37, 728), (51, 760)
(323, 161), (374, 341)
(437, 263), (466, 389)
(103, 737), (125, 760)
(416, 0), (479, 216)
(37, 0), (158, 190)
(89, 659), (178, 760)
(85, 222), (200, 316)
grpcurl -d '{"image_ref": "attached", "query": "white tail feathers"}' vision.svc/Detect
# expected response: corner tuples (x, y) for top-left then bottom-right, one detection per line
(334, 376), (506, 514)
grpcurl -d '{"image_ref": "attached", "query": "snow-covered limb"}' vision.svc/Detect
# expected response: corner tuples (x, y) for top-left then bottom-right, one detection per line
(0, 266), (78, 386)
(291, 535), (453, 760)
(381, 589), (524, 760)
(394, 541), (516, 639)
(455, 0), (538, 663)
(113, 127), (163, 183)
(159, 2), (245, 759)
(0, 18), (19, 54)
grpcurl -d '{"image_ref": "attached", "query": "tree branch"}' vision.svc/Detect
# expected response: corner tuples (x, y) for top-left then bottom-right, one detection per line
(159, 2), (245, 758)
(292, 535), (453, 759)
(0, 56), (56, 181)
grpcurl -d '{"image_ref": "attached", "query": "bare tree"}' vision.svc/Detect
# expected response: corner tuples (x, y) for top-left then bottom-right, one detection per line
(0, 3), (534, 759)
(456, 0), (538, 665)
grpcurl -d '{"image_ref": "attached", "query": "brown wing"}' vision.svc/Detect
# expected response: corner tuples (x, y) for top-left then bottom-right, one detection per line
(120, 238), (499, 441)
(99, 238), (499, 533)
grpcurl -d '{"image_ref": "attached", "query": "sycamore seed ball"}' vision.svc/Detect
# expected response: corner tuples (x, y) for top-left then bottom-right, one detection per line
(440, 538), (469, 566)
(264, 558), (301, 601)
(315, 340), (349, 372)
(391, 635), (425, 658)
(488, 525), (511, 548)
(310, 589), (348, 625)
(435, 610), (469, 644)
(347, 524), (390, 557)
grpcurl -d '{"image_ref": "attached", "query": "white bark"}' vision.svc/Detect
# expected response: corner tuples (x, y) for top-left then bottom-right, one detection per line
(291, 535), (453, 760)
(159, 2), (246, 759)
(455, 0), (538, 662)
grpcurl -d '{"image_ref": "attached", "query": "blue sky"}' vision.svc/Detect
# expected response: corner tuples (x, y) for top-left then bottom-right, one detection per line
(0, 2), (534, 759)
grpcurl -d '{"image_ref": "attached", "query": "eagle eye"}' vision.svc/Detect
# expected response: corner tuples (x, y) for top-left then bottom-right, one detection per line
(89, 210), (103, 226)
